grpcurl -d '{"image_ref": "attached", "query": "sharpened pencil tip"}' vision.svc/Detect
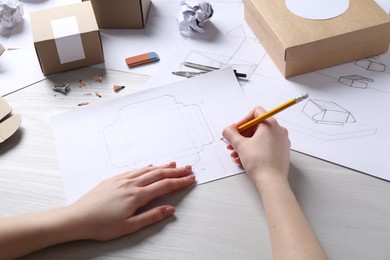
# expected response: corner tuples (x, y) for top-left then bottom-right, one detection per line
(220, 137), (228, 144)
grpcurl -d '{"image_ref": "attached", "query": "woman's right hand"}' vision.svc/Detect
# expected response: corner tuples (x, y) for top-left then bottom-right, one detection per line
(222, 106), (291, 184)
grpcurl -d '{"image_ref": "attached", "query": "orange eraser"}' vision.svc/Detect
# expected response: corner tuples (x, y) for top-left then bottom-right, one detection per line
(125, 52), (160, 67)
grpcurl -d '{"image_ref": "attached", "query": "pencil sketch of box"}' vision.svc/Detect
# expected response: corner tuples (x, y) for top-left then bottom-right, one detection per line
(103, 95), (214, 168)
(338, 75), (373, 89)
(303, 99), (356, 125)
(355, 56), (386, 72)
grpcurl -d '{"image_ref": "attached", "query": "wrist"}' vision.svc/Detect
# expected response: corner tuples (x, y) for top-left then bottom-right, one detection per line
(252, 170), (290, 194)
(60, 204), (94, 241)
(38, 205), (91, 243)
(0, 205), (90, 259)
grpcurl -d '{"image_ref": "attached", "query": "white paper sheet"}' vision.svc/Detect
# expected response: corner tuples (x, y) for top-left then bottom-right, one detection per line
(146, 1), (264, 88)
(243, 48), (390, 181)
(0, 48), (45, 96)
(93, 28), (174, 76)
(93, 0), (255, 77)
(51, 68), (249, 203)
(146, 0), (390, 182)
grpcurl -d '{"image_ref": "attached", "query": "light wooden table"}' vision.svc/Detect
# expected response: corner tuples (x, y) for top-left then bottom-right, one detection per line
(1, 67), (390, 259)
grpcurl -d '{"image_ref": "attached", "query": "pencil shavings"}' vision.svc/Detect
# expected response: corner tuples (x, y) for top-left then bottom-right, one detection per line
(95, 91), (101, 98)
(79, 80), (86, 88)
(113, 85), (125, 92)
(93, 74), (103, 83)
(77, 102), (89, 106)
(52, 83), (70, 95)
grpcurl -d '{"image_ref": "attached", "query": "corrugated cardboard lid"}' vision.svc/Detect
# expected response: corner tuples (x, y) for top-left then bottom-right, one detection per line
(30, 1), (99, 43)
(249, 0), (390, 49)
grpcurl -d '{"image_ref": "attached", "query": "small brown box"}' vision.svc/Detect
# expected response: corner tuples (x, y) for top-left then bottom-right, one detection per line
(83, 0), (151, 29)
(243, 0), (390, 78)
(30, 2), (104, 76)
(0, 43), (4, 56)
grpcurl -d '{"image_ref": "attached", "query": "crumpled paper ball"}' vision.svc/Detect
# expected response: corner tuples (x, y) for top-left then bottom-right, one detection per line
(0, 0), (24, 28)
(177, 0), (213, 36)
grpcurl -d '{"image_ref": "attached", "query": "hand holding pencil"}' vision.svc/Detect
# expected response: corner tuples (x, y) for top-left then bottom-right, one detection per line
(222, 93), (308, 169)
(238, 93), (309, 132)
(221, 95), (327, 260)
(222, 105), (292, 176)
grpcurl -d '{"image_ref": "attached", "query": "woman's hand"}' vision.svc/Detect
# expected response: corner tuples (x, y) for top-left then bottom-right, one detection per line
(69, 162), (195, 241)
(222, 106), (291, 184)
(0, 162), (195, 259)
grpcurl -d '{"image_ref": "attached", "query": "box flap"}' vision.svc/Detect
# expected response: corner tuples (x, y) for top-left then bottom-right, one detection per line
(141, 0), (151, 26)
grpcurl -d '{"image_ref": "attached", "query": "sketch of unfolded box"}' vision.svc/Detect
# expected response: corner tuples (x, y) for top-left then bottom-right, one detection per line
(355, 57), (386, 72)
(303, 99), (356, 125)
(338, 75), (373, 89)
(103, 95), (214, 168)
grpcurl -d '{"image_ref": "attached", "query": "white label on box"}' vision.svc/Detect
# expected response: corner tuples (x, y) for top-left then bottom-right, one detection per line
(285, 0), (349, 20)
(51, 16), (86, 64)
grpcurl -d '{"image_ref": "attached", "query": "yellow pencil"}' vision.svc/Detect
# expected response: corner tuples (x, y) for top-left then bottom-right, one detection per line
(238, 93), (309, 132)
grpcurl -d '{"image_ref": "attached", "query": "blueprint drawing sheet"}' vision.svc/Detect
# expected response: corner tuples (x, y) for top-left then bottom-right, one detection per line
(51, 68), (250, 203)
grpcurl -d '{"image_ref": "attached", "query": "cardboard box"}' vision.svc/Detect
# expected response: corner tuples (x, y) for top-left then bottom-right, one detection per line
(83, 0), (151, 29)
(244, 0), (390, 77)
(0, 43), (4, 56)
(30, 2), (104, 76)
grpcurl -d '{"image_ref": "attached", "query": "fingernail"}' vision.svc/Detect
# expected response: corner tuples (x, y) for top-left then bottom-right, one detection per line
(184, 165), (192, 171)
(163, 206), (175, 216)
(163, 162), (176, 167)
(187, 175), (196, 181)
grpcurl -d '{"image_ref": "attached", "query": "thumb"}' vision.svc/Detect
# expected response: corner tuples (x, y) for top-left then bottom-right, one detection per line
(125, 205), (176, 234)
(222, 124), (242, 148)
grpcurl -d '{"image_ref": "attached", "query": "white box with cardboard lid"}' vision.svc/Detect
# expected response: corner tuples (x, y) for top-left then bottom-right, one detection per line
(244, 0), (390, 78)
(30, 2), (104, 76)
